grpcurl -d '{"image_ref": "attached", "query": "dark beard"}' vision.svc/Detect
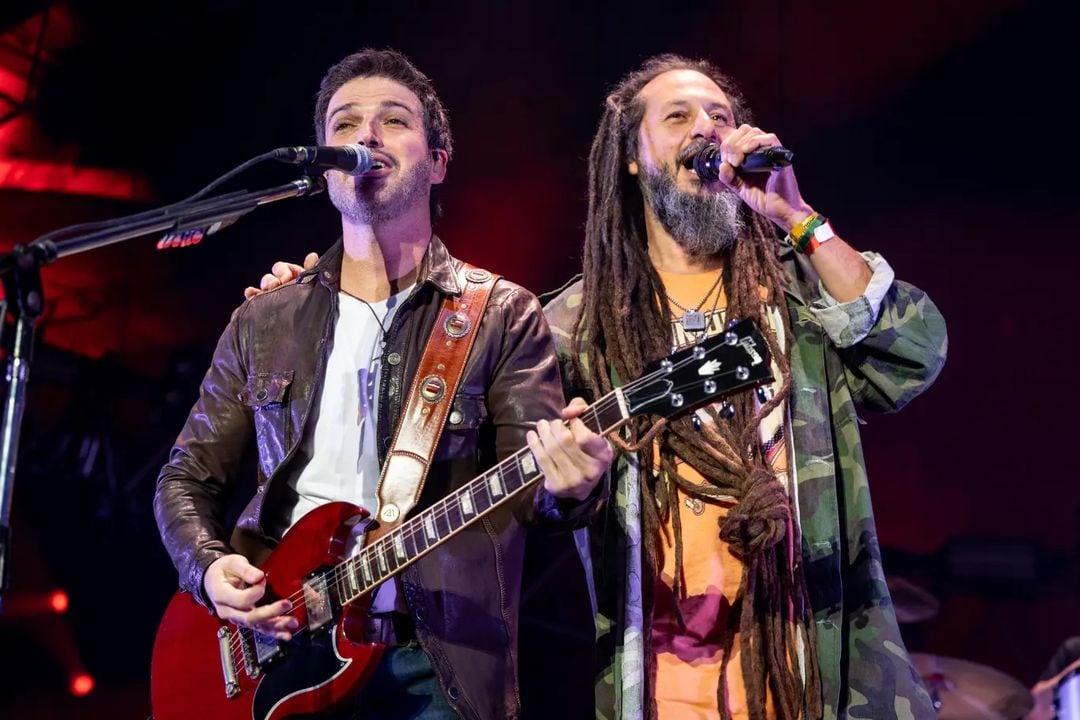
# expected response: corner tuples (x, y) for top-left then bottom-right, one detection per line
(639, 163), (743, 256)
(328, 154), (432, 225)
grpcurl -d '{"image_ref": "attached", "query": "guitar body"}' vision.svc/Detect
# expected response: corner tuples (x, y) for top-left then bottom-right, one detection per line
(151, 502), (385, 720)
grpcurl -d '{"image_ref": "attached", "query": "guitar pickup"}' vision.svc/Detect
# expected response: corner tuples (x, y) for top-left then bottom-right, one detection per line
(302, 570), (335, 633)
(252, 627), (287, 669)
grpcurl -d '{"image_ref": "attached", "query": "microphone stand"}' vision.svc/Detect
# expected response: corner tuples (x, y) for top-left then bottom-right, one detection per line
(0, 172), (326, 610)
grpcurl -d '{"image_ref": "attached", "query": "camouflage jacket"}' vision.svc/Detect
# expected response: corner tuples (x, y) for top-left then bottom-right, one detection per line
(543, 247), (948, 720)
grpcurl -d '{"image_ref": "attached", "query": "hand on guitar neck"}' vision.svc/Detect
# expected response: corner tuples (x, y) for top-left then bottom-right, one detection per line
(528, 397), (614, 502)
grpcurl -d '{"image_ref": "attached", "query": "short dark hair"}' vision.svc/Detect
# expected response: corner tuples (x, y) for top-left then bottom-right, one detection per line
(313, 49), (453, 220)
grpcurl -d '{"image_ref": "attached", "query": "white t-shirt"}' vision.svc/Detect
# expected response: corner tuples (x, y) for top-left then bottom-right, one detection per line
(287, 286), (412, 611)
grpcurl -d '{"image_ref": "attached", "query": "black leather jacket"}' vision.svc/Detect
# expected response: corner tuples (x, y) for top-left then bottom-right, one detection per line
(154, 236), (596, 720)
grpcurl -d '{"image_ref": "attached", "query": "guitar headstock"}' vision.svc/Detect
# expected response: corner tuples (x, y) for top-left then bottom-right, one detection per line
(622, 319), (774, 419)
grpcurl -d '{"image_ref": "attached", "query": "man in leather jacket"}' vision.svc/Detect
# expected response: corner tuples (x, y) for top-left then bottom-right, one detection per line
(154, 48), (613, 720)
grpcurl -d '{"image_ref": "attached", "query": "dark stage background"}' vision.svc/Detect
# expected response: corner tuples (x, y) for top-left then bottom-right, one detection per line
(0, 0), (1077, 717)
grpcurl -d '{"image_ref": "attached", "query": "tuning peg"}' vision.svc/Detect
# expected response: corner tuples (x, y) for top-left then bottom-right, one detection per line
(723, 331), (738, 346)
(691, 414), (702, 432)
(735, 366), (749, 381)
(756, 386), (774, 403)
(719, 401), (736, 420)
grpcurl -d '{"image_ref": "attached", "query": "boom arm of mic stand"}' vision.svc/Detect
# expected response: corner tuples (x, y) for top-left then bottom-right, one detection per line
(46, 175), (325, 260)
(0, 174), (324, 610)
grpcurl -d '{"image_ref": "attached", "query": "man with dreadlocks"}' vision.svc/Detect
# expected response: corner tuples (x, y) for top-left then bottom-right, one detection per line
(542, 55), (946, 720)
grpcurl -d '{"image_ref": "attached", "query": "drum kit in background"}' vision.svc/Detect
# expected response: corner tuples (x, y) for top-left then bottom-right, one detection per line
(888, 576), (1077, 720)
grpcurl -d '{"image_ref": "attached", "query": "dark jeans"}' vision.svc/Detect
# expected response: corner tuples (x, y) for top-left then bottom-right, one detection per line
(324, 642), (459, 720)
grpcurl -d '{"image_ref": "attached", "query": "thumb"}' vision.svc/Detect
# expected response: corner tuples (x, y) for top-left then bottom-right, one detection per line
(716, 161), (740, 189)
(223, 555), (265, 585)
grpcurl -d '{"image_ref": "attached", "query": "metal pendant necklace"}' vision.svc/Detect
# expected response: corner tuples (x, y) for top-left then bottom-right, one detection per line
(666, 271), (723, 332)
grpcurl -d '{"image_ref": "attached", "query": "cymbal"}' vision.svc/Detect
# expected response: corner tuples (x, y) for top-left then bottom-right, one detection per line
(887, 576), (940, 623)
(911, 653), (1034, 720)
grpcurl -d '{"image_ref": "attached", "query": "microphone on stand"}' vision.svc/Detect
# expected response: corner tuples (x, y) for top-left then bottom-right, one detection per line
(684, 144), (794, 182)
(158, 145), (368, 251)
(272, 144), (376, 175)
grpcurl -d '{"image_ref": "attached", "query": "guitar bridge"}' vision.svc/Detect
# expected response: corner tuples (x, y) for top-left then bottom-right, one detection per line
(238, 627), (261, 679)
(216, 626), (241, 699)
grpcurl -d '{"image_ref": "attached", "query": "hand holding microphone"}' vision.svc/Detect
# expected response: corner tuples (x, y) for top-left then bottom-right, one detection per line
(682, 142), (794, 182)
(682, 125), (813, 232)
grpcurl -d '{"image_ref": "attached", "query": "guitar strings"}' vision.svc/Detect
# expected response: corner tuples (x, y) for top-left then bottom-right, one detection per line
(224, 385), (638, 659)
(225, 358), (720, 658)
(225, 340), (755, 657)
(226, 353), (749, 659)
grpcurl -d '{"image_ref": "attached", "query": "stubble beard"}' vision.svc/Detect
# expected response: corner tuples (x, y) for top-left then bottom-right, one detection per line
(328, 154), (432, 225)
(639, 162), (744, 257)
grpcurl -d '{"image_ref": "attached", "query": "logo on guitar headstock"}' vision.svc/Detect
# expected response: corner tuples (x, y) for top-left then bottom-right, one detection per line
(738, 336), (763, 365)
(697, 360), (722, 376)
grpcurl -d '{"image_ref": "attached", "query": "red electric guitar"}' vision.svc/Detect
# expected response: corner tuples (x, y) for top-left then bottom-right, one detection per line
(150, 319), (773, 720)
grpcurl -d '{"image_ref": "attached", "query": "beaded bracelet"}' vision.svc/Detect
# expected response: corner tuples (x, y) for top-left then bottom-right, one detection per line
(784, 213), (829, 255)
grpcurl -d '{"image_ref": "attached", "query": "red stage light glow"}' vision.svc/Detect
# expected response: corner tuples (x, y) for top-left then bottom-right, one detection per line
(49, 590), (69, 613)
(70, 672), (94, 696)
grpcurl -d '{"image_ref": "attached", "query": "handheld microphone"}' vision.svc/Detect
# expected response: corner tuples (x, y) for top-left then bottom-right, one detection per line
(272, 144), (375, 175)
(684, 144), (794, 182)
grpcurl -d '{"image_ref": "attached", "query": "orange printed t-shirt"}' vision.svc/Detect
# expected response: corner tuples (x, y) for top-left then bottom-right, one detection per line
(652, 269), (791, 720)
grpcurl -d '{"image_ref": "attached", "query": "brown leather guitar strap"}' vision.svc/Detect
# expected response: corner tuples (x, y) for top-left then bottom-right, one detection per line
(364, 263), (499, 546)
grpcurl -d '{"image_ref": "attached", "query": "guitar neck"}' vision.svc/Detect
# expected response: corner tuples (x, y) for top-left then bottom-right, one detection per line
(334, 389), (630, 606)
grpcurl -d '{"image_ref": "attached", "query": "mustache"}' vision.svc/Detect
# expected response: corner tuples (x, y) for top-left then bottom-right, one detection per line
(368, 150), (397, 170)
(676, 138), (714, 169)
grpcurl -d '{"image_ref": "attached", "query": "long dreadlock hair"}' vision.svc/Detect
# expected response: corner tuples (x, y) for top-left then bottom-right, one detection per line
(572, 54), (822, 720)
